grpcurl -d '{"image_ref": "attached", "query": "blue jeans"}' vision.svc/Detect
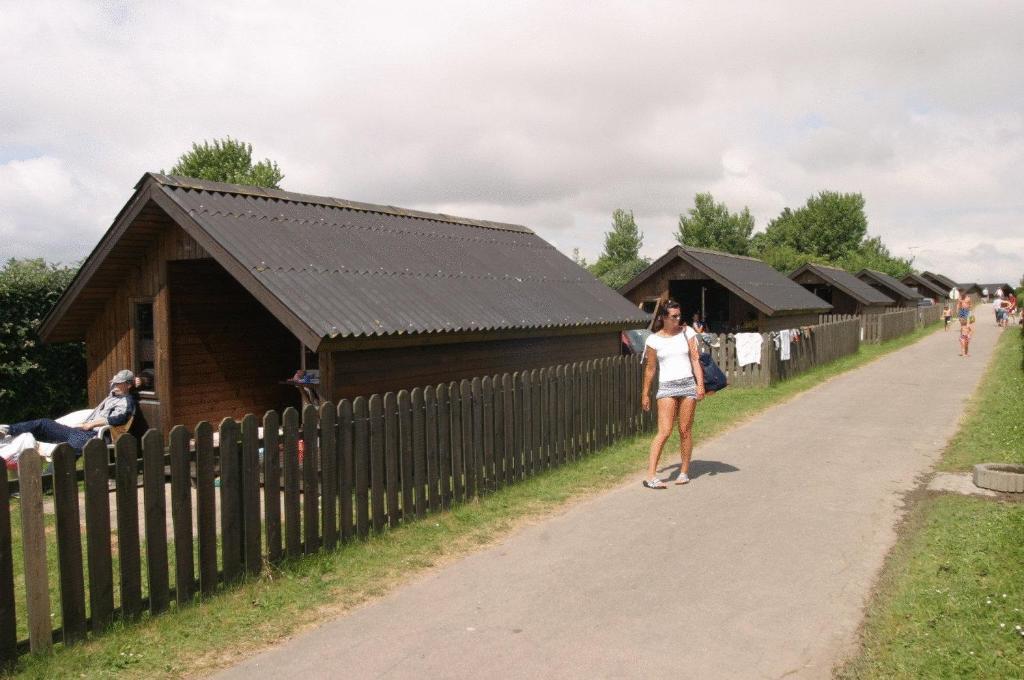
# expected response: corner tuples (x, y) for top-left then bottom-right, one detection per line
(9, 418), (97, 453)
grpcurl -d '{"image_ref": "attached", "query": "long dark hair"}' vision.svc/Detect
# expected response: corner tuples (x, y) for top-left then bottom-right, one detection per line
(652, 300), (682, 333)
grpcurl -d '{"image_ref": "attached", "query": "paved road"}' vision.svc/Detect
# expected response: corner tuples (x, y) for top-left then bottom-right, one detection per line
(216, 310), (1001, 680)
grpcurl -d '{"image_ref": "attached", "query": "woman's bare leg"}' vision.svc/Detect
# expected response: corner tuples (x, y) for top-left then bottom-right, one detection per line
(676, 397), (698, 476)
(647, 397), (679, 478)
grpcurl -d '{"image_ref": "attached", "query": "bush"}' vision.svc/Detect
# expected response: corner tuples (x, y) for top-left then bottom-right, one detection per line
(0, 258), (86, 422)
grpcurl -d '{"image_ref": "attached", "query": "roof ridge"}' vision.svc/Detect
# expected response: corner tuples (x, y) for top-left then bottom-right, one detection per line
(678, 245), (763, 262)
(188, 204), (548, 249)
(143, 172), (534, 235)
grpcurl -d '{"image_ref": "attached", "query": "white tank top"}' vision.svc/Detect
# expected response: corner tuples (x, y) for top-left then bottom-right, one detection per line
(644, 328), (697, 382)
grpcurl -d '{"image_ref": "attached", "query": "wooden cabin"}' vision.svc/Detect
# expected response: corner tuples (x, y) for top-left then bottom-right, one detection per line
(920, 271), (958, 298)
(790, 263), (892, 315)
(619, 246), (831, 332)
(901, 273), (949, 304)
(40, 174), (648, 433)
(855, 269), (924, 308)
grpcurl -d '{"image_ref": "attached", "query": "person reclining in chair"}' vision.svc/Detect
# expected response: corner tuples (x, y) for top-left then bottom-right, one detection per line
(1, 369), (137, 454)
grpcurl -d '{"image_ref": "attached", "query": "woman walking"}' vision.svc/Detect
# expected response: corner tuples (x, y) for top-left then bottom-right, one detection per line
(641, 301), (705, 489)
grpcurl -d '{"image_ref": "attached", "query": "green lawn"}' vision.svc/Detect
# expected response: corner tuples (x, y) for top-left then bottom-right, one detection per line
(838, 328), (1024, 679)
(6, 322), (942, 679)
(940, 327), (1024, 471)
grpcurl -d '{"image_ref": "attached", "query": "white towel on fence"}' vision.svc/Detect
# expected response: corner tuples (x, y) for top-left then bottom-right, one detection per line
(776, 329), (793, 360)
(734, 333), (764, 367)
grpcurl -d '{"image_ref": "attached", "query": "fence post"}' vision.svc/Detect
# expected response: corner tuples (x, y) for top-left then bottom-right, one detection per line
(52, 444), (86, 645)
(301, 404), (320, 554)
(282, 407), (302, 556)
(219, 419), (242, 583)
(412, 387), (427, 516)
(195, 422), (217, 596)
(337, 401), (354, 542)
(116, 435), (143, 617)
(16, 450), (51, 654)
(383, 392), (399, 528)
(169, 425), (196, 604)
(502, 373), (514, 484)
(481, 378), (495, 491)
(263, 410), (283, 562)
(352, 397), (370, 538)
(424, 388), (440, 513)
(469, 379), (483, 496)
(448, 382), (464, 503)
(369, 394), (386, 533)
(435, 385), (452, 508)
(398, 390), (415, 518)
(320, 402), (339, 551)
(241, 415), (263, 573)
(83, 438), (114, 633)
(461, 380), (475, 498)
(143, 429), (170, 613)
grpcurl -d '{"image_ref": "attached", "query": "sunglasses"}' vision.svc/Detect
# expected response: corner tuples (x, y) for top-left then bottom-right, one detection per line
(666, 314), (681, 320)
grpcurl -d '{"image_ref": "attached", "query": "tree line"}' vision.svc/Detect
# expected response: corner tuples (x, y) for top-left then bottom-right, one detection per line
(584, 191), (916, 290)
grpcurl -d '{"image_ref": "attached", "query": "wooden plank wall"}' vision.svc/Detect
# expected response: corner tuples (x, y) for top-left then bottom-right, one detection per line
(326, 333), (621, 402)
(168, 260), (299, 432)
(84, 205), (209, 424)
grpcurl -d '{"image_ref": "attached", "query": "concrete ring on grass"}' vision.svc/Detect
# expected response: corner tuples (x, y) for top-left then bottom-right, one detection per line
(973, 463), (1024, 493)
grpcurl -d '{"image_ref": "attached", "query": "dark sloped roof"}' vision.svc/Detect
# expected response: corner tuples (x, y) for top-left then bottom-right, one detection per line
(979, 283), (1015, 295)
(42, 173), (648, 347)
(621, 246), (831, 314)
(790, 263), (892, 305)
(856, 269), (923, 302)
(921, 271), (958, 292)
(902, 272), (948, 300)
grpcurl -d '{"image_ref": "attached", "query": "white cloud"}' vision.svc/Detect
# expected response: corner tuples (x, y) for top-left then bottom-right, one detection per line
(1, 0), (1022, 284)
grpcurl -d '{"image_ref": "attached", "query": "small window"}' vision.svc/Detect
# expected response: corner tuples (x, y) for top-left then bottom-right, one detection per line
(133, 302), (156, 395)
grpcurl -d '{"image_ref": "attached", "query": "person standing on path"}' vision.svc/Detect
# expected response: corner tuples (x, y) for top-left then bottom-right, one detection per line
(958, 316), (974, 357)
(942, 303), (952, 330)
(641, 301), (704, 489)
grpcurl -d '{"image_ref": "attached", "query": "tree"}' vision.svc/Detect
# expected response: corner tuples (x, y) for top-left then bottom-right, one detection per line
(676, 193), (754, 256)
(0, 258), (86, 422)
(587, 209), (650, 289)
(835, 236), (914, 278)
(167, 137), (284, 188)
(755, 191), (867, 262)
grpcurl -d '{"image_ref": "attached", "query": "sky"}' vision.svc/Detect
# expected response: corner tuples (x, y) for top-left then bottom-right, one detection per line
(2, 0), (1022, 286)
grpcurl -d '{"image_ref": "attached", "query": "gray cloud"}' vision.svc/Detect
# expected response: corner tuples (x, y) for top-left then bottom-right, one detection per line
(2, 0), (1023, 284)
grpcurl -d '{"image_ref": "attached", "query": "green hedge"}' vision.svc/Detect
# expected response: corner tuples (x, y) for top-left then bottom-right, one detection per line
(0, 258), (86, 423)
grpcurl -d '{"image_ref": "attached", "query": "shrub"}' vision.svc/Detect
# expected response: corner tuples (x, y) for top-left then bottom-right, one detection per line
(0, 258), (86, 422)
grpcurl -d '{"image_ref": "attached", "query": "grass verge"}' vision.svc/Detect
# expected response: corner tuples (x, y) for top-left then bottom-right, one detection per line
(7, 323), (941, 679)
(939, 327), (1024, 471)
(837, 328), (1024, 679)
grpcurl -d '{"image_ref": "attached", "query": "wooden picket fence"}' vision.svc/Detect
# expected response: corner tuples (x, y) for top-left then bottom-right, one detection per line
(821, 305), (941, 344)
(699, 316), (861, 387)
(1, 355), (654, 662)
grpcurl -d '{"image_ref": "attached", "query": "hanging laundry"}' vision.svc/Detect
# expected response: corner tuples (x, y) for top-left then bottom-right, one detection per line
(734, 332), (764, 366)
(776, 329), (793, 360)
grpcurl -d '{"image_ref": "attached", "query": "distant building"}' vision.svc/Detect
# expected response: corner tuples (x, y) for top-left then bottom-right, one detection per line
(619, 246), (831, 332)
(790, 263), (892, 315)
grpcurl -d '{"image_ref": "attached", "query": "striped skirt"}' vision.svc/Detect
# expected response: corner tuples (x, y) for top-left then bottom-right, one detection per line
(656, 376), (698, 400)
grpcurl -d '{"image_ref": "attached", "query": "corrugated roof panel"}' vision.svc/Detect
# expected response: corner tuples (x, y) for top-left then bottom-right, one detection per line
(858, 269), (922, 301)
(691, 250), (831, 312)
(160, 182), (647, 339)
(807, 264), (893, 305)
